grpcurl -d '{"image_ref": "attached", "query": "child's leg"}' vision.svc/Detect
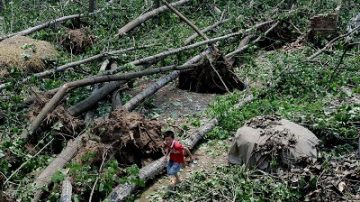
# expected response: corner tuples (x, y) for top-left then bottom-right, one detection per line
(168, 162), (181, 184)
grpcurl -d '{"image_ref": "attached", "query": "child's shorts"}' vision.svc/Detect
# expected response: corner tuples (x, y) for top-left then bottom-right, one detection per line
(167, 160), (181, 176)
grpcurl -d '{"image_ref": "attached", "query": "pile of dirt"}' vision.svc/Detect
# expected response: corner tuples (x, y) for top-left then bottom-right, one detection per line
(27, 95), (84, 137)
(91, 109), (163, 166)
(0, 36), (58, 77)
(59, 27), (95, 54)
(228, 115), (319, 171)
(178, 53), (246, 94)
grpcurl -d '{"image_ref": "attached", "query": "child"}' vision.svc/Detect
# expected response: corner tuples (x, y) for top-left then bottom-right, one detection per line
(163, 131), (193, 185)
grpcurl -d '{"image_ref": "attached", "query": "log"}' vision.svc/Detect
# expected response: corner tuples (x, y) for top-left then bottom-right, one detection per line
(68, 81), (126, 116)
(32, 133), (89, 201)
(184, 18), (230, 45)
(226, 21), (280, 58)
(60, 177), (72, 202)
(0, 45), (154, 91)
(123, 49), (212, 111)
(161, 0), (208, 40)
(21, 63), (199, 138)
(116, 0), (190, 36)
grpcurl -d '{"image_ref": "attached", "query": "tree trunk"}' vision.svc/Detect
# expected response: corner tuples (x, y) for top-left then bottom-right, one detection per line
(116, 0), (190, 36)
(60, 177), (72, 202)
(89, 0), (96, 13)
(68, 81), (126, 116)
(32, 133), (89, 201)
(184, 18), (230, 45)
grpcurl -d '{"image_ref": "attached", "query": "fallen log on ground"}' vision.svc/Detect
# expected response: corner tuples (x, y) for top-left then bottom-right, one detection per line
(0, 45), (153, 91)
(60, 177), (72, 202)
(32, 133), (89, 201)
(226, 21), (280, 58)
(106, 94), (254, 201)
(184, 18), (230, 45)
(0, 0), (117, 42)
(21, 63), (200, 139)
(116, 0), (190, 37)
(107, 20), (273, 74)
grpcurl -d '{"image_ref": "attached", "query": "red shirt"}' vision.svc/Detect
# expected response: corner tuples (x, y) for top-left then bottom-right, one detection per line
(167, 140), (185, 163)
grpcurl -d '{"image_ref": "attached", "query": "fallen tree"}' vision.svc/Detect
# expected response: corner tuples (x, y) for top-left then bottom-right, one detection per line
(116, 0), (190, 37)
(32, 133), (89, 201)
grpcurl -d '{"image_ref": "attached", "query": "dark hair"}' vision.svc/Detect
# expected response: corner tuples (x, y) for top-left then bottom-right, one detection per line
(163, 130), (175, 139)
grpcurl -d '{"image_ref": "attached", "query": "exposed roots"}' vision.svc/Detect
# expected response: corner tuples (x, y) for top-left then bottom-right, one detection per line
(178, 53), (246, 94)
(59, 27), (95, 55)
(27, 94), (85, 138)
(91, 109), (163, 166)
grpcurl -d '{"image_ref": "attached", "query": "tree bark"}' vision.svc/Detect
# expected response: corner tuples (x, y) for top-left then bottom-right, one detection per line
(184, 18), (230, 45)
(32, 133), (89, 201)
(60, 177), (72, 202)
(116, 0), (190, 37)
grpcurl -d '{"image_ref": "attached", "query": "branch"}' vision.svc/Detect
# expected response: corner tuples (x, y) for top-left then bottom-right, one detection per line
(307, 25), (360, 60)
(116, 0), (190, 37)
(161, 0), (208, 40)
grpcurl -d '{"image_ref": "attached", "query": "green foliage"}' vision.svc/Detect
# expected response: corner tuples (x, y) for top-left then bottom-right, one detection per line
(150, 165), (300, 201)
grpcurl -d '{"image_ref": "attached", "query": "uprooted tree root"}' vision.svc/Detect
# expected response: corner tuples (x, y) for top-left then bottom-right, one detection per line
(59, 27), (95, 55)
(27, 94), (85, 139)
(178, 53), (246, 94)
(91, 109), (163, 166)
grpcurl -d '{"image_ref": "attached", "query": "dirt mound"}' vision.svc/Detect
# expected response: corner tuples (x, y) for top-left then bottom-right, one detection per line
(178, 53), (246, 94)
(228, 115), (319, 171)
(59, 27), (95, 54)
(91, 109), (163, 166)
(0, 36), (58, 76)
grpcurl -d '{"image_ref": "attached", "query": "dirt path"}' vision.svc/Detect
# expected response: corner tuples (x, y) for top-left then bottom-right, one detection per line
(136, 142), (228, 202)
